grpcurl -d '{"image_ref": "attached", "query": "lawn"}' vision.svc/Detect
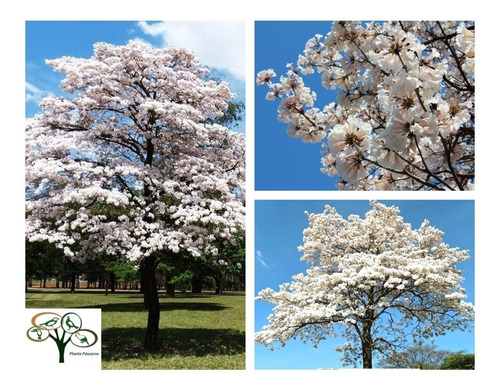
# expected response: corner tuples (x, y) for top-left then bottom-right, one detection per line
(25, 289), (245, 369)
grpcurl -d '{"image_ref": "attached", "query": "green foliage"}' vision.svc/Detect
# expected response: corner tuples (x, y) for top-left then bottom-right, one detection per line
(25, 240), (64, 281)
(197, 229), (245, 293)
(168, 270), (195, 290)
(440, 353), (475, 369)
(25, 239), (84, 290)
(107, 263), (139, 284)
(210, 100), (245, 129)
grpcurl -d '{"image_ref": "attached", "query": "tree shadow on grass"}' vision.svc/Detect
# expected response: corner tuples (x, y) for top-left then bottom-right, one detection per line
(102, 327), (245, 361)
(27, 290), (231, 313)
(83, 301), (228, 312)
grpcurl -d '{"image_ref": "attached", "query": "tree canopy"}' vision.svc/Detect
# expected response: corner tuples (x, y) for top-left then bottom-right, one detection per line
(26, 41), (245, 261)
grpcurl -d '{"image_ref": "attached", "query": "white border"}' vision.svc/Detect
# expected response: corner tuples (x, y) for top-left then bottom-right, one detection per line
(4, 1), (496, 389)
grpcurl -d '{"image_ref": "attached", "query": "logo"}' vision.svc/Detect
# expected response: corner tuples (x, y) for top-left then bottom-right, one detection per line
(27, 310), (100, 364)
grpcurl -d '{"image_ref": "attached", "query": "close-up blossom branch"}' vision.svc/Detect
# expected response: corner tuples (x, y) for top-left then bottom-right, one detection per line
(257, 21), (474, 190)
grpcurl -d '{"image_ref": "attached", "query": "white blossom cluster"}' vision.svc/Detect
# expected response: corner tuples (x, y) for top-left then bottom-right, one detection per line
(255, 201), (474, 366)
(257, 21), (474, 190)
(26, 41), (245, 263)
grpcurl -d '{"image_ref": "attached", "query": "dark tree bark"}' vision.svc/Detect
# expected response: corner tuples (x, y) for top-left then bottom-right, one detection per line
(214, 276), (223, 295)
(143, 256), (160, 349)
(191, 275), (203, 293)
(361, 320), (373, 369)
(70, 274), (76, 293)
(166, 282), (175, 297)
(109, 271), (116, 293)
(139, 262), (145, 295)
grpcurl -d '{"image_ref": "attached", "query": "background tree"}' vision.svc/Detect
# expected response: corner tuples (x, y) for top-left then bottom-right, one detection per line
(257, 21), (474, 190)
(106, 261), (140, 292)
(25, 41), (245, 349)
(156, 250), (193, 296)
(80, 254), (108, 289)
(255, 201), (474, 368)
(377, 343), (452, 369)
(440, 352), (475, 369)
(203, 228), (245, 294)
(25, 240), (62, 290)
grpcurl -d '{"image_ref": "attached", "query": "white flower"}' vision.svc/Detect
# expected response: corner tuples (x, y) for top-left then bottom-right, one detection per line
(327, 116), (372, 155)
(256, 69), (276, 85)
(382, 109), (415, 151)
(335, 151), (369, 183)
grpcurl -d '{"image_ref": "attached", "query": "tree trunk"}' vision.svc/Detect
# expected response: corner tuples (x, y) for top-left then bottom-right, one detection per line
(214, 276), (223, 295)
(140, 263), (145, 295)
(143, 256), (160, 349)
(166, 282), (175, 297)
(361, 320), (373, 369)
(191, 275), (203, 293)
(109, 272), (116, 293)
(70, 274), (76, 293)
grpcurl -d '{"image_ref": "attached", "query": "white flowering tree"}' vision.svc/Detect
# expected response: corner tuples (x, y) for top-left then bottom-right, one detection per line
(255, 202), (474, 368)
(26, 41), (245, 348)
(257, 21), (474, 190)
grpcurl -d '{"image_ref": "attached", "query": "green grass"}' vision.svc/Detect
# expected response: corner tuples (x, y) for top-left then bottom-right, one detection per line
(25, 289), (245, 370)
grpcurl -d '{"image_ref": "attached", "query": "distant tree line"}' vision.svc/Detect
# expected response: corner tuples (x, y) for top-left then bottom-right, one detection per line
(25, 230), (245, 295)
(377, 343), (474, 370)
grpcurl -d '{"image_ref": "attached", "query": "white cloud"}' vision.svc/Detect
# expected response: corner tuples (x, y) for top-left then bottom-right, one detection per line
(26, 81), (54, 103)
(256, 250), (269, 269)
(137, 21), (245, 81)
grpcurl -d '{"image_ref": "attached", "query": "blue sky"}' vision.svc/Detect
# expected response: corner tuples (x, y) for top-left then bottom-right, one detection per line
(25, 21), (245, 132)
(255, 21), (340, 190)
(254, 199), (475, 369)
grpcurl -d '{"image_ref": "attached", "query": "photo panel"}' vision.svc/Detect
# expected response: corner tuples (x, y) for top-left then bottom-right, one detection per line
(25, 20), (246, 370)
(255, 21), (475, 191)
(254, 199), (474, 370)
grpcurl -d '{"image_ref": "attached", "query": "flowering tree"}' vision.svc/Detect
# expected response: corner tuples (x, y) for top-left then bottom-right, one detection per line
(257, 21), (474, 190)
(255, 202), (474, 368)
(26, 41), (245, 348)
